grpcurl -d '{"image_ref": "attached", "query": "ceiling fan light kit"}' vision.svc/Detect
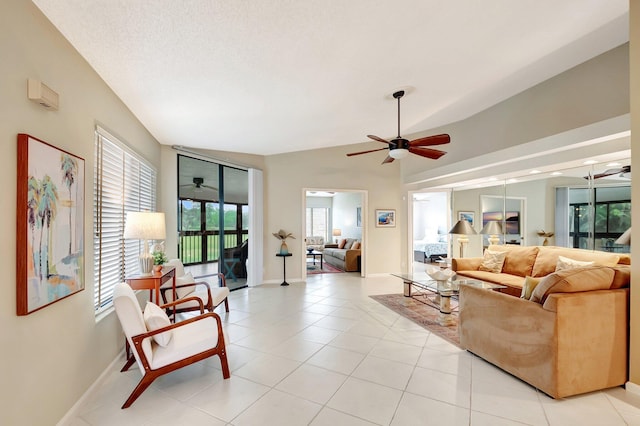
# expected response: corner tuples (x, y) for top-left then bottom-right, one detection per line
(348, 90), (451, 164)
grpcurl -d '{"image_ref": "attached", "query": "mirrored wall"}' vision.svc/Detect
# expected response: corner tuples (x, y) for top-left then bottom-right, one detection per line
(449, 155), (631, 258)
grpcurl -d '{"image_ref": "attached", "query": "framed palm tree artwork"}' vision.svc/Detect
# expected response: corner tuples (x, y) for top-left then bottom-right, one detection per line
(17, 134), (85, 315)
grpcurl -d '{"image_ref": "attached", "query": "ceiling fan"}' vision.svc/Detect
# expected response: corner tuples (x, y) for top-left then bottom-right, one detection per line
(347, 90), (451, 164)
(179, 177), (218, 191)
(584, 165), (631, 180)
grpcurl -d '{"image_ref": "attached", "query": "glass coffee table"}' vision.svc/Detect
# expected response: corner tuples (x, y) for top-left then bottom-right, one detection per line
(391, 273), (506, 325)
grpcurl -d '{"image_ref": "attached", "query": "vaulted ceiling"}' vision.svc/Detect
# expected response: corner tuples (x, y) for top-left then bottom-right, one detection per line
(33, 1), (629, 156)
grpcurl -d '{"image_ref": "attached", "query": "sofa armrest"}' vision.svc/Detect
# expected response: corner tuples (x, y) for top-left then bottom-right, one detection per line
(452, 257), (482, 271)
(344, 249), (361, 271)
(324, 243), (338, 248)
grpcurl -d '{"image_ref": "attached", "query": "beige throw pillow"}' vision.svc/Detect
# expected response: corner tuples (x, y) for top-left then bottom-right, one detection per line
(143, 302), (173, 347)
(529, 266), (614, 304)
(351, 241), (360, 250)
(520, 276), (542, 300)
(478, 249), (507, 273)
(555, 255), (594, 272)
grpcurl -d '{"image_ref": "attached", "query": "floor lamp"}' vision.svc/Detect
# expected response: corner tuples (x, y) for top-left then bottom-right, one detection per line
(124, 211), (166, 275)
(481, 221), (504, 246)
(449, 220), (477, 258)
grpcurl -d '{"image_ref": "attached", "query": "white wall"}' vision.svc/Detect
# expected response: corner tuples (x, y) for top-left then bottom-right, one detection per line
(332, 192), (363, 241)
(0, 1), (161, 424)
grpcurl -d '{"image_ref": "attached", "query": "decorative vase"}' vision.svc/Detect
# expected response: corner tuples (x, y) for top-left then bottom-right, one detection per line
(153, 264), (163, 273)
(280, 240), (289, 255)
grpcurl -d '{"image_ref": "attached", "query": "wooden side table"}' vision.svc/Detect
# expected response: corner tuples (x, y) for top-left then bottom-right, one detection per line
(125, 266), (176, 306)
(275, 253), (292, 286)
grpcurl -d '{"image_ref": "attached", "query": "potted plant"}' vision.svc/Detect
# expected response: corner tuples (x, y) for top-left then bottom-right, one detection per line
(152, 250), (168, 272)
(272, 229), (295, 255)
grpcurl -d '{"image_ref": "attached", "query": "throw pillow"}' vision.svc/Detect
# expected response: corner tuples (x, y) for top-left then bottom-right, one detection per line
(478, 249), (507, 273)
(352, 241), (360, 250)
(143, 301), (173, 347)
(338, 239), (347, 249)
(520, 276), (542, 300)
(529, 266), (614, 304)
(555, 255), (594, 272)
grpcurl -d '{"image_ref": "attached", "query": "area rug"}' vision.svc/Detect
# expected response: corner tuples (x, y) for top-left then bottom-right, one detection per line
(307, 262), (344, 274)
(370, 293), (460, 348)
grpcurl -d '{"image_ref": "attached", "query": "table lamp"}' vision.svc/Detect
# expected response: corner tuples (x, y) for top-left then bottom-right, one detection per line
(449, 219), (477, 258)
(124, 211), (166, 275)
(481, 221), (503, 246)
(332, 228), (342, 243)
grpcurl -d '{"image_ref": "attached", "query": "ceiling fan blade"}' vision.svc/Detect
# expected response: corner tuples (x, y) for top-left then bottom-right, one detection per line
(408, 146), (447, 159)
(346, 147), (388, 157)
(589, 166), (629, 179)
(367, 134), (391, 144)
(382, 155), (395, 164)
(409, 134), (451, 147)
(202, 184), (218, 190)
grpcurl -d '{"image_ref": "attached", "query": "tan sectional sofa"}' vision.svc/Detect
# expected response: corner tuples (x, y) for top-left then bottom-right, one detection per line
(454, 245), (631, 398)
(452, 244), (630, 296)
(323, 238), (361, 272)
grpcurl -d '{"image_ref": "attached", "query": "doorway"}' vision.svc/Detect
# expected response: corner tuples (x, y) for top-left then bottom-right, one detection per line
(303, 189), (366, 278)
(177, 155), (249, 291)
(410, 191), (451, 278)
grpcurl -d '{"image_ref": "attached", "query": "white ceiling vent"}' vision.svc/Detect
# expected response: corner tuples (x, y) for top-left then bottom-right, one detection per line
(27, 79), (59, 110)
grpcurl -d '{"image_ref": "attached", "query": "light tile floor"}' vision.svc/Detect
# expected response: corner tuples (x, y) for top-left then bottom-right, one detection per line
(62, 273), (640, 425)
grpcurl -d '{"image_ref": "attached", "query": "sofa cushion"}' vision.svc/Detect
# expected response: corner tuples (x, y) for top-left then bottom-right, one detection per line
(555, 255), (594, 272)
(487, 245), (539, 277)
(338, 239), (347, 249)
(344, 238), (357, 249)
(455, 270), (526, 289)
(610, 266), (631, 289)
(478, 249), (507, 273)
(520, 276), (542, 300)
(529, 266), (615, 304)
(532, 246), (620, 277)
(352, 241), (361, 249)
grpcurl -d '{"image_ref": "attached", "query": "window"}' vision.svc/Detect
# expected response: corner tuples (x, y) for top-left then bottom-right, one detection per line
(94, 128), (156, 315)
(306, 207), (329, 239)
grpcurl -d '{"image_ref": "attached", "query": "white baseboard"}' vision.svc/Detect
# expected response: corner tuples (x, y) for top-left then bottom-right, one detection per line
(56, 350), (125, 425)
(626, 381), (640, 396)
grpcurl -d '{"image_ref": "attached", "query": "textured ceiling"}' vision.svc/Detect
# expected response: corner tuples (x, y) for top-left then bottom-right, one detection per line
(33, 0), (629, 156)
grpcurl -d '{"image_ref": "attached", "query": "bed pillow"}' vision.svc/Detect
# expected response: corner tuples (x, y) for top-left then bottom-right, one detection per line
(143, 302), (173, 347)
(555, 255), (594, 272)
(478, 249), (507, 273)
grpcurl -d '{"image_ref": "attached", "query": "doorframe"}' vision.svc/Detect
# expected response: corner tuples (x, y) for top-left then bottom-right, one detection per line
(301, 188), (368, 279)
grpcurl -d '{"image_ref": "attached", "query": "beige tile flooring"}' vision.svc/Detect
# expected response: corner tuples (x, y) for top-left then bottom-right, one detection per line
(62, 273), (640, 425)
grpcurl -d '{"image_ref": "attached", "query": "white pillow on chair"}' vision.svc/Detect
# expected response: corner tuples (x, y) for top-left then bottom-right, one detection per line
(143, 302), (173, 347)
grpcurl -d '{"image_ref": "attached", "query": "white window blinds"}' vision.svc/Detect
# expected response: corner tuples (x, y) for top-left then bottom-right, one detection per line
(93, 128), (156, 314)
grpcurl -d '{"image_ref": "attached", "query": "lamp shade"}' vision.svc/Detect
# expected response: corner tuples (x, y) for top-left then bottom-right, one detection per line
(615, 227), (631, 245)
(449, 220), (477, 235)
(480, 221), (503, 235)
(124, 212), (166, 240)
(332, 229), (342, 237)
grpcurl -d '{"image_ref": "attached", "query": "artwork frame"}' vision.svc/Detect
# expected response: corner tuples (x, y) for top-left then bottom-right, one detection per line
(17, 134), (85, 315)
(375, 209), (396, 228)
(458, 211), (475, 227)
(356, 207), (362, 227)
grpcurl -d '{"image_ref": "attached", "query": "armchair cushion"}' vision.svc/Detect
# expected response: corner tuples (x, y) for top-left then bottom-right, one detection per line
(147, 316), (220, 370)
(143, 302), (173, 347)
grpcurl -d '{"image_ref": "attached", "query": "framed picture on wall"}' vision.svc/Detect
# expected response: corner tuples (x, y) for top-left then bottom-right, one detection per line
(356, 207), (362, 227)
(376, 209), (396, 227)
(16, 134), (85, 315)
(458, 211), (475, 227)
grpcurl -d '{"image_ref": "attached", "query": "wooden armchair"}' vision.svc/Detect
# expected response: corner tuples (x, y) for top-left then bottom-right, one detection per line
(160, 259), (230, 314)
(113, 282), (230, 408)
